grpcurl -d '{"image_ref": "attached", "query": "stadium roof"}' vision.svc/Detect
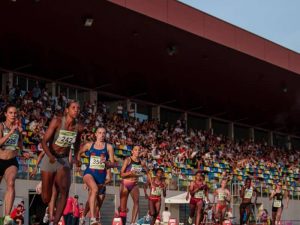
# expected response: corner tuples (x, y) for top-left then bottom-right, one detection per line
(1, 0), (300, 134)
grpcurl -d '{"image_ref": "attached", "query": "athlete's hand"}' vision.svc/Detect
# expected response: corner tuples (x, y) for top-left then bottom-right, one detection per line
(30, 167), (38, 178)
(49, 155), (56, 164)
(186, 195), (189, 201)
(23, 152), (30, 159)
(130, 170), (138, 176)
(284, 205), (288, 209)
(75, 159), (82, 167)
(9, 125), (18, 134)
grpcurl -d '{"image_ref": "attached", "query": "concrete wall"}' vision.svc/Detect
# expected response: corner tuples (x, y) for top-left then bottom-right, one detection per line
(1, 180), (300, 224)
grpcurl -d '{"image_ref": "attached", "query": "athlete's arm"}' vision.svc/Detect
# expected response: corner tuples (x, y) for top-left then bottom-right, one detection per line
(105, 144), (117, 168)
(240, 186), (245, 199)
(120, 158), (134, 178)
(284, 190), (289, 208)
(41, 117), (59, 162)
(226, 189), (231, 203)
(162, 181), (167, 198)
(30, 151), (45, 178)
(76, 142), (92, 164)
(105, 169), (112, 185)
(189, 182), (198, 195)
(269, 190), (275, 200)
(186, 185), (190, 201)
(73, 124), (84, 162)
(0, 123), (17, 146)
(213, 189), (218, 203)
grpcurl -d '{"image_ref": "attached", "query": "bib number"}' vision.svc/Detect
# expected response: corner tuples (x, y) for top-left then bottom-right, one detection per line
(89, 156), (105, 170)
(194, 190), (204, 198)
(219, 192), (226, 201)
(55, 130), (77, 147)
(131, 164), (142, 174)
(244, 189), (253, 199)
(3, 131), (18, 149)
(273, 200), (282, 208)
(152, 187), (162, 196)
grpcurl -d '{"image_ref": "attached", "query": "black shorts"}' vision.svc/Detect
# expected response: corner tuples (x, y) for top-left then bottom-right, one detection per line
(272, 206), (283, 213)
(0, 157), (19, 176)
(240, 202), (252, 211)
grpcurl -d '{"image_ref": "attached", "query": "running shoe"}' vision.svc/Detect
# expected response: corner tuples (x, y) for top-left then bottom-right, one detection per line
(188, 216), (193, 224)
(90, 217), (98, 225)
(3, 215), (13, 225)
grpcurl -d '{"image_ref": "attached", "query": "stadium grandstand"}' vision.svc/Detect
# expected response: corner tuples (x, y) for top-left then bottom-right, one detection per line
(0, 1), (300, 225)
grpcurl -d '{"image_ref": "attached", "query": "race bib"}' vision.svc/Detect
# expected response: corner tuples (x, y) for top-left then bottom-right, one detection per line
(55, 130), (77, 147)
(152, 187), (162, 196)
(273, 200), (282, 208)
(195, 190), (204, 198)
(89, 156), (105, 170)
(218, 192), (226, 201)
(244, 189), (253, 199)
(3, 131), (19, 149)
(131, 164), (142, 174)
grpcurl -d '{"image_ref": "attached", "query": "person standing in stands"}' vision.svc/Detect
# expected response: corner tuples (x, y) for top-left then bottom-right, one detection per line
(269, 182), (289, 225)
(0, 104), (29, 225)
(72, 195), (80, 225)
(77, 127), (114, 225)
(40, 100), (83, 225)
(119, 146), (147, 225)
(162, 207), (171, 225)
(63, 196), (74, 225)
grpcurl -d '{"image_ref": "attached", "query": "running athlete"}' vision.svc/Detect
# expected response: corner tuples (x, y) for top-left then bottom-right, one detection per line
(239, 177), (257, 225)
(214, 178), (231, 224)
(31, 150), (72, 223)
(119, 146), (147, 225)
(269, 182), (289, 225)
(144, 168), (166, 225)
(40, 100), (83, 225)
(77, 127), (114, 225)
(0, 104), (29, 225)
(188, 172), (209, 225)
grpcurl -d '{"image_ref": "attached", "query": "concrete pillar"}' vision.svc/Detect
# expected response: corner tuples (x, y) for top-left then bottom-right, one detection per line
(89, 90), (98, 105)
(287, 135), (291, 150)
(206, 118), (212, 131)
(45, 82), (56, 97)
(228, 122), (234, 140)
(151, 106), (160, 121)
(268, 131), (273, 146)
(184, 112), (188, 134)
(1, 72), (13, 94)
(249, 128), (254, 142)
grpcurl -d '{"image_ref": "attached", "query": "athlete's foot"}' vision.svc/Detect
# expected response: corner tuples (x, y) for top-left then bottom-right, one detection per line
(90, 217), (98, 225)
(43, 213), (50, 223)
(188, 216), (193, 224)
(3, 215), (13, 225)
(79, 218), (85, 225)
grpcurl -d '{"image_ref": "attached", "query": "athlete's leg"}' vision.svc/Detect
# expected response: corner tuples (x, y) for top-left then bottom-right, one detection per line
(83, 174), (99, 219)
(41, 171), (56, 204)
(195, 201), (203, 225)
(49, 184), (57, 221)
(4, 165), (18, 215)
(120, 182), (130, 225)
(130, 185), (140, 224)
(149, 199), (156, 225)
(53, 166), (71, 224)
(275, 208), (283, 225)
